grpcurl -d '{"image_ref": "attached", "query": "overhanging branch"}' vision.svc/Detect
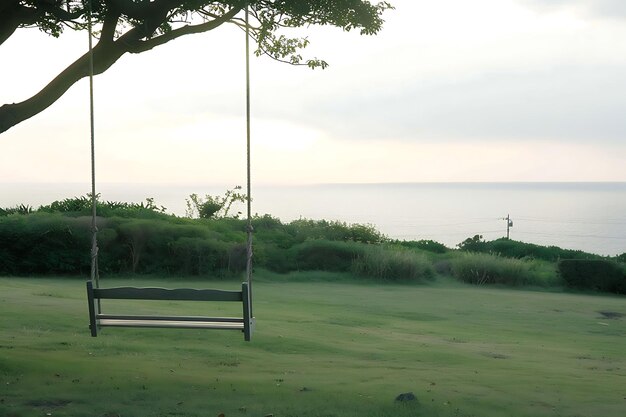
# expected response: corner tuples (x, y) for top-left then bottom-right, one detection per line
(0, 5), (242, 134)
(126, 6), (241, 53)
(0, 1), (392, 134)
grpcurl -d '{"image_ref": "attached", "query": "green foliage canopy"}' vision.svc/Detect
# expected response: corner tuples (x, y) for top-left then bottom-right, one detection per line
(0, 0), (392, 133)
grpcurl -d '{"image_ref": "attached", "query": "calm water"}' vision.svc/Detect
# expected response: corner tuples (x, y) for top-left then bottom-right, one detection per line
(1, 182), (625, 256)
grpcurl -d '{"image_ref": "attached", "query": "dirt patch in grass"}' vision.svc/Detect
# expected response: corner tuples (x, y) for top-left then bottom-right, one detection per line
(481, 352), (509, 359)
(26, 399), (72, 408)
(598, 311), (624, 320)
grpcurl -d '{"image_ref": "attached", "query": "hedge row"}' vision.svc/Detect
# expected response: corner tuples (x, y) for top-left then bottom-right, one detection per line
(2, 211), (624, 293)
(558, 260), (626, 294)
(1, 212), (436, 281)
(457, 236), (604, 262)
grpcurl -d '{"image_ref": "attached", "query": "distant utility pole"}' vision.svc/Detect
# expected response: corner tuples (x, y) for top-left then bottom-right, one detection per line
(502, 214), (513, 239)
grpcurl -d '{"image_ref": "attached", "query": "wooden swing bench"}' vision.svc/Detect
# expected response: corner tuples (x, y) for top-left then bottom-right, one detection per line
(86, 281), (254, 341)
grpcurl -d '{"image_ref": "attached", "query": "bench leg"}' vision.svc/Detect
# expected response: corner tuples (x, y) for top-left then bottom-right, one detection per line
(242, 282), (252, 342)
(86, 281), (99, 337)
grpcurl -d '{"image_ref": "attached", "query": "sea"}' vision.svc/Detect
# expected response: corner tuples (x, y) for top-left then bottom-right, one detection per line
(1, 182), (625, 256)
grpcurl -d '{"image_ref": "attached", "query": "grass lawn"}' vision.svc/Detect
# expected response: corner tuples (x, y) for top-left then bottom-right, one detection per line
(0, 275), (625, 417)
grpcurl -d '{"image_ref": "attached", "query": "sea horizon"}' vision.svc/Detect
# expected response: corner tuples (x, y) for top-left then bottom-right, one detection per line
(1, 181), (625, 256)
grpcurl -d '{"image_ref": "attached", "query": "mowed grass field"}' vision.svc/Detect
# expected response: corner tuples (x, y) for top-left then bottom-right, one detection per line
(1, 275), (625, 417)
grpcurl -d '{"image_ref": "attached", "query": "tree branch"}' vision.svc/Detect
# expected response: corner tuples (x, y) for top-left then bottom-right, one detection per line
(0, 0), (21, 15)
(0, 5), (241, 134)
(106, 0), (182, 21)
(0, 2), (83, 46)
(99, 6), (120, 42)
(0, 1), (391, 133)
(0, 4), (39, 46)
(126, 5), (241, 53)
(0, 35), (127, 134)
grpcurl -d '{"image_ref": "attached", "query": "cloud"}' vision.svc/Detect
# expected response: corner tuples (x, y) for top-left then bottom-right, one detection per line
(229, 0), (626, 146)
(250, 65), (626, 145)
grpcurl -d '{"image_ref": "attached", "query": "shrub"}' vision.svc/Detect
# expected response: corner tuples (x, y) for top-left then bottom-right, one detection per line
(288, 219), (385, 244)
(254, 243), (296, 273)
(457, 237), (601, 262)
(169, 237), (230, 276)
(488, 238), (601, 262)
(0, 213), (91, 275)
(227, 243), (248, 273)
(201, 217), (247, 241)
(252, 215), (297, 250)
(0, 204), (35, 216)
(290, 240), (366, 272)
(558, 259), (625, 294)
(38, 196), (92, 213)
(185, 187), (247, 219)
(352, 246), (434, 282)
(433, 260), (453, 276)
(252, 214), (283, 230)
(451, 253), (532, 286)
(395, 239), (448, 254)
(457, 235), (487, 252)
(111, 218), (241, 275)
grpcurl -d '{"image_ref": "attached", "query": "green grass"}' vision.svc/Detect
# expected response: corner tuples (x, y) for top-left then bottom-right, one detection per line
(1, 275), (625, 417)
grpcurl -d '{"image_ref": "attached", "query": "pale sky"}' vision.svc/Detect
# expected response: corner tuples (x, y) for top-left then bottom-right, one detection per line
(1, 0), (625, 185)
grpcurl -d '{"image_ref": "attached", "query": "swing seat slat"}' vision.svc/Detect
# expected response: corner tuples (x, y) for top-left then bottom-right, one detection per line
(93, 286), (243, 302)
(97, 314), (244, 322)
(98, 318), (245, 330)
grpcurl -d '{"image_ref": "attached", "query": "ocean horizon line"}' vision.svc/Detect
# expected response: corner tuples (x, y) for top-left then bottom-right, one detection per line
(1, 180), (625, 187)
(1, 181), (624, 255)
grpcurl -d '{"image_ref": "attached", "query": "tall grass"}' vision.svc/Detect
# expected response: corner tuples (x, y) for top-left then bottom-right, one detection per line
(451, 252), (533, 286)
(352, 246), (434, 282)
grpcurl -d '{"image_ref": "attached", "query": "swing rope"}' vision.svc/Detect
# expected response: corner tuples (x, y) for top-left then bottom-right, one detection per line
(87, 0), (100, 292)
(244, 3), (254, 316)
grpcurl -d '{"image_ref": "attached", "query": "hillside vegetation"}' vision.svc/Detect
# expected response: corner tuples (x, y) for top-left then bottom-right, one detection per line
(1, 195), (624, 294)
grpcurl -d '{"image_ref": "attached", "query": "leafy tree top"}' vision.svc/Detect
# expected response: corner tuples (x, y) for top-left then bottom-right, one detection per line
(0, 0), (392, 133)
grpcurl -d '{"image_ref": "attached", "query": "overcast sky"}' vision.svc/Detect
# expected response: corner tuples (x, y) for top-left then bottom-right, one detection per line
(1, 0), (625, 185)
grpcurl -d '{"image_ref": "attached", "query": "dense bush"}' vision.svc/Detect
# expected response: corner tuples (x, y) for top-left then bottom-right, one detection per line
(287, 219), (385, 244)
(37, 196), (169, 219)
(458, 236), (601, 262)
(487, 238), (600, 262)
(290, 240), (366, 272)
(37, 196), (92, 213)
(392, 239), (448, 254)
(451, 253), (533, 286)
(0, 204), (35, 216)
(2, 196), (600, 289)
(0, 214), (246, 276)
(0, 210), (385, 277)
(0, 213), (92, 274)
(252, 243), (291, 273)
(457, 235), (488, 252)
(558, 259), (626, 294)
(170, 237), (231, 275)
(352, 246), (434, 282)
(110, 218), (245, 276)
